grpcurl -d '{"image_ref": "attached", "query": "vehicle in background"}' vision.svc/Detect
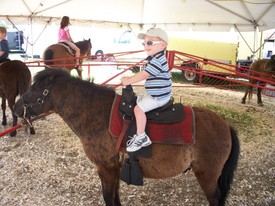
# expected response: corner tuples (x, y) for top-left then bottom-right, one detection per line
(167, 37), (239, 82)
(7, 30), (24, 52)
(6, 30), (26, 60)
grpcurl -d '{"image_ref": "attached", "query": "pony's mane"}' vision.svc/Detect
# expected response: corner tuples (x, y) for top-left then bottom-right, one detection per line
(33, 68), (115, 95)
(34, 68), (70, 83)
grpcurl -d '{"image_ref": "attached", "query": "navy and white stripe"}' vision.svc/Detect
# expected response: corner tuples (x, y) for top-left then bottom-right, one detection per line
(144, 51), (172, 100)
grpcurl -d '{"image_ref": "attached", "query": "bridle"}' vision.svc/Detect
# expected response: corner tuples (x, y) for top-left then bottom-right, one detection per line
(22, 88), (50, 119)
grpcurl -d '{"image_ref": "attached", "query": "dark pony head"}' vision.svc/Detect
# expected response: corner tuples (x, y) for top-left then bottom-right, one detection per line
(14, 68), (115, 119)
(75, 39), (92, 56)
(265, 54), (275, 72)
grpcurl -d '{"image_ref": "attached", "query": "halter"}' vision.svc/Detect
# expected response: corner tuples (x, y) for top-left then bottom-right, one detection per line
(22, 88), (50, 119)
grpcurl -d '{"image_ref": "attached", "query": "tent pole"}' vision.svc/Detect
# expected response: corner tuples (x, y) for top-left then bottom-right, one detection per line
(259, 31), (263, 59)
(234, 24), (254, 55)
(33, 18), (52, 45)
(253, 26), (256, 60)
(30, 18), (34, 60)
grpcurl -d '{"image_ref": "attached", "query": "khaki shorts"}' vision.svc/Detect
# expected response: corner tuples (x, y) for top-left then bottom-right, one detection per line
(136, 93), (170, 113)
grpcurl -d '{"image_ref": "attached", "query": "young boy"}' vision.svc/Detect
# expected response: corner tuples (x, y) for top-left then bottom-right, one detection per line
(121, 28), (172, 152)
(0, 27), (9, 63)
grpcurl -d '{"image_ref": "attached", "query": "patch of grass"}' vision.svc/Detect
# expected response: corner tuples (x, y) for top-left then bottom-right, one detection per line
(171, 72), (184, 83)
(191, 102), (254, 126)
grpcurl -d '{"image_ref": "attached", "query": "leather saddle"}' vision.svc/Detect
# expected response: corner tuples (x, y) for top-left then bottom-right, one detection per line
(58, 42), (75, 56)
(119, 85), (184, 124)
(116, 86), (192, 186)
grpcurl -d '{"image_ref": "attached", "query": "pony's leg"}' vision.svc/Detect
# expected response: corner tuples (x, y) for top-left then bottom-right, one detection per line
(97, 165), (121, 206)
(28, 121), (36, 135)
(114, 177), (121, 206)
(10, 113), (18, 137)
(8, 97), (17, 136)
(76, 69), (83, 79)
(1, 98), (7, 125)
(241, 86), (250, 104)
(192, 166), (221, 206)
(192, 132), (238, 206)
(76, 59), (83, 77)
(257, 87), (263, 106)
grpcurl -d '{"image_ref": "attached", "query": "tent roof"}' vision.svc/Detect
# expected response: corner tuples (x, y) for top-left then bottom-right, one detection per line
(0, 0), (275, 32)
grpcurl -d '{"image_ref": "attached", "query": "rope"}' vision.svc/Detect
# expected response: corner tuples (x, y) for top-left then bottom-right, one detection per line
(0, 124), (22, 137)
(0, 112), (53, 137)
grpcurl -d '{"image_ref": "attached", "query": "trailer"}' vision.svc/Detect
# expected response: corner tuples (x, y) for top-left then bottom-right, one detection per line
(167, 37), (240, 82)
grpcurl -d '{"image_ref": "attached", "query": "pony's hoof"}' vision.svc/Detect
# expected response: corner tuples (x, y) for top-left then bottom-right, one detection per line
(30, 127), (35, 135)
(10, 131), (17, 137)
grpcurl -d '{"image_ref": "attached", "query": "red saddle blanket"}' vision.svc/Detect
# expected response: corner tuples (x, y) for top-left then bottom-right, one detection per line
(109, 95), (194, 145)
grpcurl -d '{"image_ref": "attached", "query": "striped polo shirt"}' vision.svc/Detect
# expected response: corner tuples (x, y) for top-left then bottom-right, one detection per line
(144, 50), (172, 100)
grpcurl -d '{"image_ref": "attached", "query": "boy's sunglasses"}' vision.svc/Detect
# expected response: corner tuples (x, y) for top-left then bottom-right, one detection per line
(142, 41), (162, 46)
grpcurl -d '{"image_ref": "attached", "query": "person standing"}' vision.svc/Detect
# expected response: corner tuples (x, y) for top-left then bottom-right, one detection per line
(0, 27), (9, 63)
(58, 16), (82, 71)
(120, 28), (172, 152)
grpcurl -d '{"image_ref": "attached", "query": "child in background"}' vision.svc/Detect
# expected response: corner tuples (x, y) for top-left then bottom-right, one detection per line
(58, 16), (82, 71)
(0, 27), (9, 63)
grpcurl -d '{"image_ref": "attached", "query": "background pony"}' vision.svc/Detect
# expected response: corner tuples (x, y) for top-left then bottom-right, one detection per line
(43, 39), (92, 78)
(0, 60), (34, 136)
(241, 57), (275, 106)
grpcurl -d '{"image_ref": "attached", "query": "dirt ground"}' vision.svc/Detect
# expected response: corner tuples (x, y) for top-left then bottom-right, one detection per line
(0, 87), (274, 206)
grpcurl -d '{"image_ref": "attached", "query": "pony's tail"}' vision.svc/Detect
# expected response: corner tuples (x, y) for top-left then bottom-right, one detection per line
(217, 126), (240, 206)
(44, 49), (54, 65)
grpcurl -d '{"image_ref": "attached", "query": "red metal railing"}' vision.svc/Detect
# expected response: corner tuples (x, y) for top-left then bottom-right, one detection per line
(1, 50), (274, 136)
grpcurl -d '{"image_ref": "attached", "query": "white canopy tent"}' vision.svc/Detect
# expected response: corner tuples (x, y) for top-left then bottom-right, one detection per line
(1, 0), (275, 31)
(0, 0), (275, 58)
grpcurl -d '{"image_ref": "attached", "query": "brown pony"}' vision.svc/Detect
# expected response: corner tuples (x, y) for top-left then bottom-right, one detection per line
(0, 60), (35, 136)
(241, 58), (275, 106)
(43, 39), (92, 78)
(14, 68), (240, 206)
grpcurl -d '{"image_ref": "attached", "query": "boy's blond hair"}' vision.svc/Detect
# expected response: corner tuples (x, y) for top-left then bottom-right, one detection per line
(0, 27), (7, 34)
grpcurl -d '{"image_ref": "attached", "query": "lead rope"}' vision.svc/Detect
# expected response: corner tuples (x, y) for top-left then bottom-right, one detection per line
(0, 112), (53, 137)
